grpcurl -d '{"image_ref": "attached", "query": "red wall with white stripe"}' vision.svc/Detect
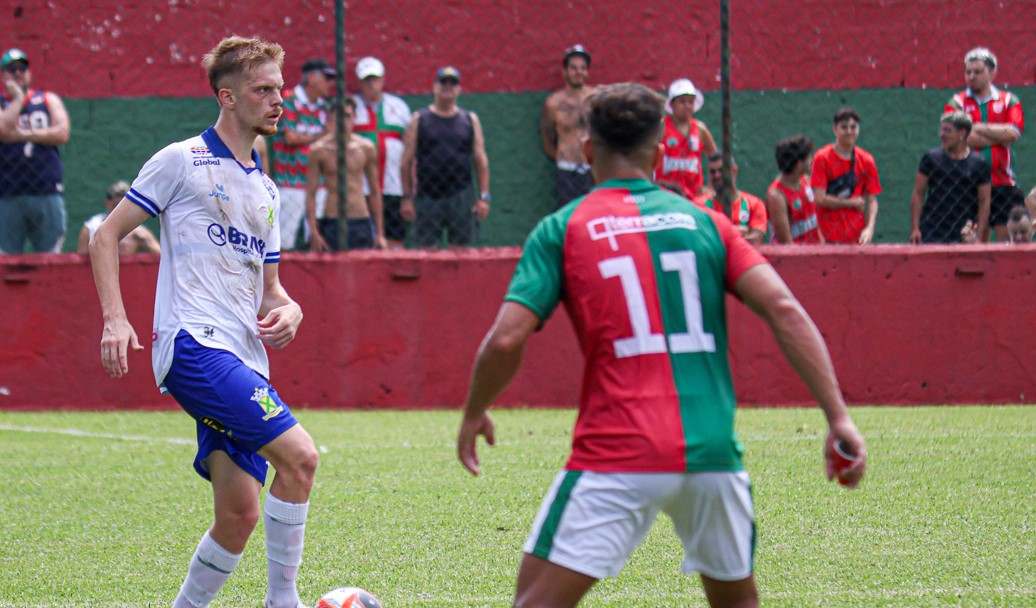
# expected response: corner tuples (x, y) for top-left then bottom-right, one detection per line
(1, 246), (1032, 411)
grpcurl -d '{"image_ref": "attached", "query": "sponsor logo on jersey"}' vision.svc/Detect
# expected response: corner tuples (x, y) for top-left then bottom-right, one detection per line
(209, 183), (230, 202)
(993, 101), (1003, 113)
(207, 222), (267, 257)
(588, 212), (699, 251)
(251, 387), (283, 421)
(193, 158), (220, 167)
(262, 175), (278, 201)
(662, 156), (700, 174)
(191, 146), (212, 157)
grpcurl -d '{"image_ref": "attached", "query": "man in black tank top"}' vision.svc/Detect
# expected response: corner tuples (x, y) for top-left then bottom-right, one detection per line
(400, 66), (491, 248)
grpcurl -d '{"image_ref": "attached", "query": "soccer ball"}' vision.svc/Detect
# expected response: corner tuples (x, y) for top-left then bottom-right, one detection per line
(315, 587), (383, 608)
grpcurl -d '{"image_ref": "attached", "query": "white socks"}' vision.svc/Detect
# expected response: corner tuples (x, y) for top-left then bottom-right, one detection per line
(172, 531), (243, 608)
(263, 493), (310, 608)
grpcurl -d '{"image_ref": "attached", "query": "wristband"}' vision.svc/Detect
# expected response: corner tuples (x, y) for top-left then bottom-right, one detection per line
(479, 192), (491, 202)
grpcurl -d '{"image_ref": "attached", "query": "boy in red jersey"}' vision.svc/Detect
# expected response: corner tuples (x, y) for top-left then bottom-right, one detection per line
(654, 78), (716, 200)
(945, 47), (1024, 242)
(811, 108), (882, 244)
(767, 135), (822, 244)
(457, 83), (865, 608)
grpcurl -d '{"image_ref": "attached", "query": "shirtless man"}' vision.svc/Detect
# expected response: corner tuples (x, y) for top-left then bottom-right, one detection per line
(305, 97), (386, 251)
(541, 44), (597, 209)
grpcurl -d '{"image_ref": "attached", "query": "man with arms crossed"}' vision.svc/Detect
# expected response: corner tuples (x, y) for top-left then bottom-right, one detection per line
(810, 107), (882, 244)
(457, 83), (866, 608)
(306, 98), (386, 251)
(90, 37), (318, 608)
(945, 47), (1024, 242)
(541, 45), (597, 210)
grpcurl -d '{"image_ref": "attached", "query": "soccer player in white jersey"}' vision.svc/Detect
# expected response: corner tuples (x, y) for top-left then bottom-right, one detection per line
(90, 37), (318, 608)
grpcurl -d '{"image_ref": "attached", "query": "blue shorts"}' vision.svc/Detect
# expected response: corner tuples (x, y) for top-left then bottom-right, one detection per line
(163, 330), (299, 485)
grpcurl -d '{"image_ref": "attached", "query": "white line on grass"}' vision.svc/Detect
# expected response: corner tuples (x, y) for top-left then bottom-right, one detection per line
(0, 424), (193, 446)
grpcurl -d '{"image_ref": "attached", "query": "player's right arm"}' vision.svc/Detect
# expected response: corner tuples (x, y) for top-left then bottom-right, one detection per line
(540, 94), (558, 161)
(909, 171), (929, 244)
(90, 199), (151, 378)
(399, 111), (420, 221)
(766, 188), (793, 243)
(305, 143), (329, 252)
(734, 263), (866, 487)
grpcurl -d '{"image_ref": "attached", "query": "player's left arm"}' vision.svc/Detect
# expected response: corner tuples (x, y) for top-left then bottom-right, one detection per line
(470, 112), (491, 221)
(363, 140), (387, 248)
(18, 92), (70, 146)
(258, 263), (303, 349)
(458, 301), (540, 476)
(976, 182), (992, 243)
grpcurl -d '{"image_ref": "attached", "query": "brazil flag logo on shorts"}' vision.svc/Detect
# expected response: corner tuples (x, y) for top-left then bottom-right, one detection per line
(251, 387), (283, 421)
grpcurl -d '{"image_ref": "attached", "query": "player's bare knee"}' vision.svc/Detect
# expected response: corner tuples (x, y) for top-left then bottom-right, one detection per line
(213, 503), (260, 542)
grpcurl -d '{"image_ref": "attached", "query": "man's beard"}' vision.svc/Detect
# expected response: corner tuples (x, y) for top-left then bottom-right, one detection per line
(255, 123), (278, 137)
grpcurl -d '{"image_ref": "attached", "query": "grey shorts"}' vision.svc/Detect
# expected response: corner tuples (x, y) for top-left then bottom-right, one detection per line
(414, 186), (477, 247)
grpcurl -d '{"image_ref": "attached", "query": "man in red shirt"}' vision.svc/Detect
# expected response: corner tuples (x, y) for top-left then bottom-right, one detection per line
(811, 108), (882, 244)
(945, 47), (1024, 242)
(767, 135), (822, 244)
(701, 152), (767, 246)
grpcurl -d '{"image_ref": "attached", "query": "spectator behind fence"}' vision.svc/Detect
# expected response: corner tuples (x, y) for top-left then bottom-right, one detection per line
(701, 152), (767, 246)
(654, 79), (717, 201)
(945, 47), (1024, 242)
(767, 135), (822, 244)
(77, 181), (159, 255)
(305, 99), (385, 251)
(456, 82), (866, 608)
(541, 45), (597, 209)
(400, 66), (490, 249)
(271, 58), (333, 249)
(962, 205), (1033, 244)
(810, 108), (882, 244)
(89, 36), (318, 608)
(0, 48), (71, 254)
(353, 56), (411, 249)
(910, 111), (991, 244)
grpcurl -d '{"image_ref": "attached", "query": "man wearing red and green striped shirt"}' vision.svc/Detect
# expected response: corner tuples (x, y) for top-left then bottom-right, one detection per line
(457, 83), (866, 608)
(945, 47), (1025, 242)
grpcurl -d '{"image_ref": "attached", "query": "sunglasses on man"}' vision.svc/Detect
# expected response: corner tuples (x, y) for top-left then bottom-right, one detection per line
(3, 63), (28, 74)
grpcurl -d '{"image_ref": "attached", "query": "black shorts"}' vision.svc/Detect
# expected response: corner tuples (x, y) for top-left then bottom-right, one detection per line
(415, 187), (476, 247)
(990, 185), (1025, 226)
(346, 218), (375, 250)
(382, 195), (407, 242)
(556, 166), (594, 210)
(316, 218), (340, 251)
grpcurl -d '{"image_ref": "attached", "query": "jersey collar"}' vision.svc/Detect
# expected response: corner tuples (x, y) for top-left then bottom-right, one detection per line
(201, 126), (263, 172)
(966, 84), (1001, 104)
(595, 177), (657, 192)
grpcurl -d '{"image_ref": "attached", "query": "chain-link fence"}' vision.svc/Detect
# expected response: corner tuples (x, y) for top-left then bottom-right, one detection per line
(0, 1), (1032, 254)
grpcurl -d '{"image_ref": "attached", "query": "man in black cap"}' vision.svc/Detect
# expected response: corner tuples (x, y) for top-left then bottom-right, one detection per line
(400, 66), (491, 249)
(540, 44), (597, 210)
(269, 57), (335, 249)
(0, 48), (71, 254)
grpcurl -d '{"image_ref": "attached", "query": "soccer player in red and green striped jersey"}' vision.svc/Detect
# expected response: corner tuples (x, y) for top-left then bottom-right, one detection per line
(457, 83), (866, 608)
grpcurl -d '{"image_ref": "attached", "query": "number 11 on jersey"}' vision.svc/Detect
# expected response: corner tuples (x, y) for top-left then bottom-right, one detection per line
(599, 250), (716, 358)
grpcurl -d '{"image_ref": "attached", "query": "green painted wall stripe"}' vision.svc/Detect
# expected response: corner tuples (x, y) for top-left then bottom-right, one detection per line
(531, 470), (583, 559)
(58, 86), (1035, 251)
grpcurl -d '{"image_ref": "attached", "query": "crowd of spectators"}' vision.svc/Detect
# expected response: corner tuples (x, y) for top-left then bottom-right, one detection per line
(0, 43), (1029, 255)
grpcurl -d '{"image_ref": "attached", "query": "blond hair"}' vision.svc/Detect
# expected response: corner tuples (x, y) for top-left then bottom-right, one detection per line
(201, 36), (284, 95)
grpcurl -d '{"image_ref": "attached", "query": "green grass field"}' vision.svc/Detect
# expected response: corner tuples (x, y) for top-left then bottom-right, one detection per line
(1, 406), (1034, 607)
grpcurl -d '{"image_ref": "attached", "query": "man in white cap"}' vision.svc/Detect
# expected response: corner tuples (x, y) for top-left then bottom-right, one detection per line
(655, 78), (716, 201)
(353, 56), (412, 248)
(541, 44), (598, 210)
(0, 48), (71, 254)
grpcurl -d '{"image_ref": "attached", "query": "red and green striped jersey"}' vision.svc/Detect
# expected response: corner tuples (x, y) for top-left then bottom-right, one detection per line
(945, 87), (1024, 187)
(506, 178), (767, 473)
(271, 86), (329, 189)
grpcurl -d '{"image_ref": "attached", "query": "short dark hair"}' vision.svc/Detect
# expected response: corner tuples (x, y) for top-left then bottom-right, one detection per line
(587, 83), (663, 155)
(707, 150), (736, 165)
(343, 96), (357, 110)
(1008, 205), (1032, 224)
(775, 135), (813, 174)
(833, 107), (860, 124)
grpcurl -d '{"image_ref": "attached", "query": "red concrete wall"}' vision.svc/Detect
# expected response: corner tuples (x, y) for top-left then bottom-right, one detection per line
(1, 1), (1031, 98)
(1, 246), (1033, 411)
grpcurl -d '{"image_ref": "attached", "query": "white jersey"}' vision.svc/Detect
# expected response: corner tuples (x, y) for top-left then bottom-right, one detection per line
(126, 127), (281, 389)
(353, 92), (410, 196)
